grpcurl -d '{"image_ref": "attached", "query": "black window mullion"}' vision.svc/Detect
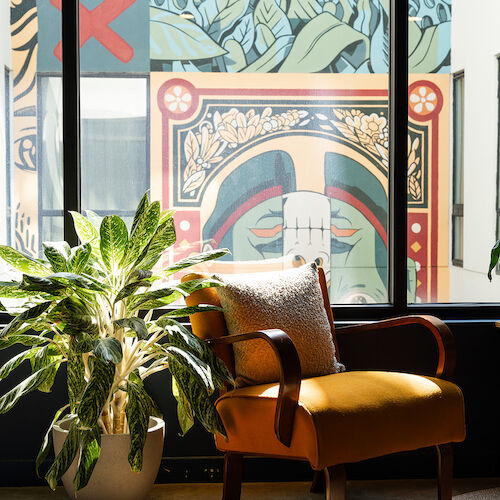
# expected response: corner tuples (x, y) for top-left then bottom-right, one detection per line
(388, 0), (409, 315)
(62, 0), (81, 246)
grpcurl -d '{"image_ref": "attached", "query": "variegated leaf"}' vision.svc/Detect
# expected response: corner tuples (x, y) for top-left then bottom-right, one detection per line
(42, 242), (70, 273)
(77, 357), (115, 428)
(161, 249), (230, 276)
(93, 337), (123, 364)
(0, 301), (53, 339)
(0, 346), (45, 381)
(172, 377), (194, 436)
(114, 280), (152, 303)
(113, 317), (148, 340)
(125, 372), (153, 472)
(29, 344), (62, 393)
(99, 215), (128, 272)
(0, 360), (63, 414)
(167, 346), (215, 392)
(45, 421), (80, 490)
(49, 272), (107, 292)
(0, 334), (48, 350)
(68, 340), (86, 413)
(70, 211), (101, 259)
(0, 245), (51, 277)
(73, 425), (101, 491)
(131, 192), (150, 236)
(68, 243), (92, 274)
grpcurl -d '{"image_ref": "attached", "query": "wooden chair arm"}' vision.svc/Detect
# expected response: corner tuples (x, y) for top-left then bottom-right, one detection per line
(335, 315), (456, 381)
(206, 329), (302, 447)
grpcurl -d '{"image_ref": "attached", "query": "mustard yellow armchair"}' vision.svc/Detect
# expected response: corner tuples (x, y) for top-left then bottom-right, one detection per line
(182, 268), (465, 500)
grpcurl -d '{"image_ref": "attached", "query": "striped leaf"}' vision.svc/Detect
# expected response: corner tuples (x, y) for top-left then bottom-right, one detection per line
(0, 360), (63, 414)
(43, 242), (70, 272)
(123, 201), (160, 268)
(0, 334), (48, 350)
(0, 346), (45, 381)
(35, 406), (72, 478)
(0, 245), (51, 277)
(30, 345), (62, 393)
(45, 421), (80, 490)
(161, 248), (230, 276)
(70, 211), (101, 258)
(131, 192), (150, 236)
(68, 243), (92, 274)
(125, 373), (152, 472)
(100, 215), (128, 272)
(172, 377), (194, 436)
(167, 346), (215, 392)
(68, 342), (86, 414)
(93, 337), (123, 364)
(0, 301), (53, 338)
(169, 357), (225, 436)
(0, 281), (49, 299)
(77, 357), (115, 428)
(114, 280), (152, 303)
(134, 216), (176, 271)
(113, 317), (148, 340)
(159, 304), (223, 318)
(73, 425), (101, 491)
(20, 275), (65, 294)
(49, 272), (107, 292)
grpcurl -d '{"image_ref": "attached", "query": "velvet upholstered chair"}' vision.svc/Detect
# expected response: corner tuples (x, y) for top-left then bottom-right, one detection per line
(181, 265), (465, 500)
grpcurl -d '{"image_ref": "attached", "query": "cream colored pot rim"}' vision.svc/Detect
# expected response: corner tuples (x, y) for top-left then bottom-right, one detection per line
(53, 416), (164, 435)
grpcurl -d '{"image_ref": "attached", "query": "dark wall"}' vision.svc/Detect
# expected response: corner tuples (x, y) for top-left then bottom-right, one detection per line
(0, 319), (499, 486)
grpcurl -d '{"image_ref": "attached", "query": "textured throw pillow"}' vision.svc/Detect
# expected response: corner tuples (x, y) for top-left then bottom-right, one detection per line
(214, 263), (344, 387)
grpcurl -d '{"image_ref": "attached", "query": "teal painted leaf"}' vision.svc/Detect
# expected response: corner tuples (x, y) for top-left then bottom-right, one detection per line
(279, 14), (369, 73)
(42, 242), (70, 273)
(70, 211), (100, 258)
(0, 360), (63, 414)
(134, 216), (176, 271)
(242, 34), (294, 72)
(100, 215), (129, 272)
(161, 248), (230, 276)
(68, 243), (92, 275)
(254, 0), (291, 44)
(113, 317), (148, 340)
(151, 7), (227, 60)
(199, 0), (250, 41)
(488, 240), (500, 281)
(125, 373), (153, 472)
(35, 406), (72, 478)
(409, 22), (451, 73)
(286, 0), (322, 22)
(93, 337), (123, 365)
(0, 301), (53, 339)
(73, 425), (101, 491)
(123, 201), (160, 268)
(0, 245), (51, 277)
(77, 357), (115, 428)
(45, 421), (80, 490)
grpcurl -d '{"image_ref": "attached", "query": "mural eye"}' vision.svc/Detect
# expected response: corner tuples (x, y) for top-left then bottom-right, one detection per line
(254, 237), (283, 256)
(421, 15), (433, 29)
(14, 134), (36, 171)
(342, 293), (376, 304)
(436, 4), (448, 22)
(315, 257), (323, 267)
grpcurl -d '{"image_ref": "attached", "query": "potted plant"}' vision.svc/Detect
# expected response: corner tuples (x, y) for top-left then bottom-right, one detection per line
(0, 193), (233, 499)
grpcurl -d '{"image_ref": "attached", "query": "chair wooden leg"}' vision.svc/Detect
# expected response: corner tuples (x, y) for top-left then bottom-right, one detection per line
(325, 464), (346, 500)
(310, 470), (326, 493)
(222, 452), (243, 500)
(437, 444), (453, 500)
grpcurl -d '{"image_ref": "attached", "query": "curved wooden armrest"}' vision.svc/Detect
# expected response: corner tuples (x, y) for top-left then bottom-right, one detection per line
(335, 315), (456, 381)
(206, 329), (301, 447)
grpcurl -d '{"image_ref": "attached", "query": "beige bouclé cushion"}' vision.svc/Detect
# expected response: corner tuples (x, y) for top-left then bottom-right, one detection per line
(214, 263), (345, 387)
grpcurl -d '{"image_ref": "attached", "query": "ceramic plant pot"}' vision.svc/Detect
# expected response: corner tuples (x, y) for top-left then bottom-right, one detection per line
(53, 416), (165, 500)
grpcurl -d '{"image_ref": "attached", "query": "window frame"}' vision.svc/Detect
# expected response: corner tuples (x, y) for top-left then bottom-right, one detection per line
(452, 71), (465, 268)
(2, 0), (499, 325)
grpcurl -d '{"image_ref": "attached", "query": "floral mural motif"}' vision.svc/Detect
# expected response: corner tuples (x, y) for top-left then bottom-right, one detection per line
(150, 0), (451, 73)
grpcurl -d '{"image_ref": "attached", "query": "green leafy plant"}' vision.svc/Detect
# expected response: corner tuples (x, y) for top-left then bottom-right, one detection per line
(0, 192), (233, 491)
(488, 240), (500, 281)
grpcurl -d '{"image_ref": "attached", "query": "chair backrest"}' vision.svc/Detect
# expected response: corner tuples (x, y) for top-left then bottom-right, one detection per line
(181, 266), (340, 377)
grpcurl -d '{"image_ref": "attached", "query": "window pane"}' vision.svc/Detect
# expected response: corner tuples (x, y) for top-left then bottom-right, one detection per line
(453, 75), (464, 204)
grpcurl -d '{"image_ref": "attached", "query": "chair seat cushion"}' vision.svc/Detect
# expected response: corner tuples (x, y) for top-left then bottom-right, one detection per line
(214, 371), (465, 469)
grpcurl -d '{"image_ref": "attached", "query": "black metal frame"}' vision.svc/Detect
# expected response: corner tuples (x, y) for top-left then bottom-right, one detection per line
(2, 0), (499, 325)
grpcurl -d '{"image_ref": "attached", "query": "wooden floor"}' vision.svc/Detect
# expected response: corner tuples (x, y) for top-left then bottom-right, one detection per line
(2, 479), (500, 499)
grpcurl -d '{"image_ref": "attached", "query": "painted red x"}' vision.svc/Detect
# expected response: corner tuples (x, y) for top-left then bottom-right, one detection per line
(51, 0), (136, 63)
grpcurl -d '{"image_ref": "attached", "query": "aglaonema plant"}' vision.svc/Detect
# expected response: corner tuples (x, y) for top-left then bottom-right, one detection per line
(0, 192), (233, 491)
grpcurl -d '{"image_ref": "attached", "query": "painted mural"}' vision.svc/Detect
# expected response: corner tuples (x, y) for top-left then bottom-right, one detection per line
(150, 0), (451, 73)
(7, 0), (452, 302)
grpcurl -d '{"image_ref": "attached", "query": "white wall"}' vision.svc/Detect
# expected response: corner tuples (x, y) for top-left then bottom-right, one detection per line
(0, 4), (11, 249)
(449, 0), (500, 301)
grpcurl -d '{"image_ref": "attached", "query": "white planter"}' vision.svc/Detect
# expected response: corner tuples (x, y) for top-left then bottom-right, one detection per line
(53, 416), (165, 500)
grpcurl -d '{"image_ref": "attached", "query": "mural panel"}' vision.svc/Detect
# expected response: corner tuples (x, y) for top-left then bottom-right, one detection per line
(151, 73), (450, 303)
